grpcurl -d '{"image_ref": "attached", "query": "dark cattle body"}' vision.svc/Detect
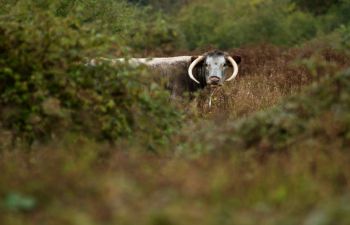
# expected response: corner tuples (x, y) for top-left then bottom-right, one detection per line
(151, 60), (208, 97)
(88, 50), (241, 97)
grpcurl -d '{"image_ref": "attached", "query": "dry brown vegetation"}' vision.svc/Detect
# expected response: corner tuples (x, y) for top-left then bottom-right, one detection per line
(194, 44), (350, 118)
(2, 130), (350, 225)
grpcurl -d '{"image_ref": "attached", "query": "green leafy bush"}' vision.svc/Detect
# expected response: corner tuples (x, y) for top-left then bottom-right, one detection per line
(56, 0), (184, 52)
(177, 0), (320, 49)
(324, 0), (350, 31)
(291, 0), (340, 15)
(0, 0), (184, 53)
(0, 9), (182, 147)
(338, 25), (350, 50)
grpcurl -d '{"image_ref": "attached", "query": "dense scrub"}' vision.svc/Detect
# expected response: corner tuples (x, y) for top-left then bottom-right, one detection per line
(1, 0), (350, 225)
(0, 8), (182, 148)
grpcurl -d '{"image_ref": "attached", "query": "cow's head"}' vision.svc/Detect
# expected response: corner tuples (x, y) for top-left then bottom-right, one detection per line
(188, 50), (241, 86)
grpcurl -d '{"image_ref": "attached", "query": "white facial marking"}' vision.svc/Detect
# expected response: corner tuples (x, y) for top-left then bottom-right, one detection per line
(205, 55), (227, 84)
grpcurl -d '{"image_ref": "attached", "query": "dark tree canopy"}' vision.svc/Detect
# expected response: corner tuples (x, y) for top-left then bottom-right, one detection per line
(128, 0), (189, 12)
(292, 0), (340, 15)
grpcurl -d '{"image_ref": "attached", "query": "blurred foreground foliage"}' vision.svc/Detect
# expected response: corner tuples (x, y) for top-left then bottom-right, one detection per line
(0, 6), (182, 148)
(1, 116), (350, 225)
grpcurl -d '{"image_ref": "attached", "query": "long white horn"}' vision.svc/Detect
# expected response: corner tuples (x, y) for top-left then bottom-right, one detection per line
(188, 56), (205, 84)
(226, 56), (239, 82)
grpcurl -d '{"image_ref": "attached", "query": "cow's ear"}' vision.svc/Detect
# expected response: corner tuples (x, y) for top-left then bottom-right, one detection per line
(190, 56), (198, 62)
(190, 56), (205, 66)
(227, 55), (241, 66)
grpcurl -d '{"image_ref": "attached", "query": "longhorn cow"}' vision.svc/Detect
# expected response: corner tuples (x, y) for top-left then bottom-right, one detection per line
(88, 50), (241, 98)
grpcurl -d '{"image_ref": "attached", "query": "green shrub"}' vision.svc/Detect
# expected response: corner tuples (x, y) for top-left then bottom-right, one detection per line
(0, 9), (182, 147)
(291, 0), (340, 15)
(55, 0), (184, 51)
(325, 0), (350, 29)
(0, 0), (184, 52)
(177, 0), (320, 49)
(128, 0), (188, 13)
(338, 25), (350, 50)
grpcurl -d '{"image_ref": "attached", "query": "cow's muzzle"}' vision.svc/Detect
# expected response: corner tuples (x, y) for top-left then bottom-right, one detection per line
(208, 76), (221, 85)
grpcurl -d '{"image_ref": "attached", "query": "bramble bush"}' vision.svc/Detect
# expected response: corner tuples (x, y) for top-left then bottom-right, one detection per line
(0, 9), (182, 148)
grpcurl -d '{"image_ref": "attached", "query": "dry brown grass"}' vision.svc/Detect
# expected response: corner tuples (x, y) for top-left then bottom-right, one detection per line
(193, 44), (350, 118)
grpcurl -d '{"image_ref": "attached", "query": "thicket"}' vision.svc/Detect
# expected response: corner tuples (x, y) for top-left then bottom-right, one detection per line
(0, 5), (182, 148)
